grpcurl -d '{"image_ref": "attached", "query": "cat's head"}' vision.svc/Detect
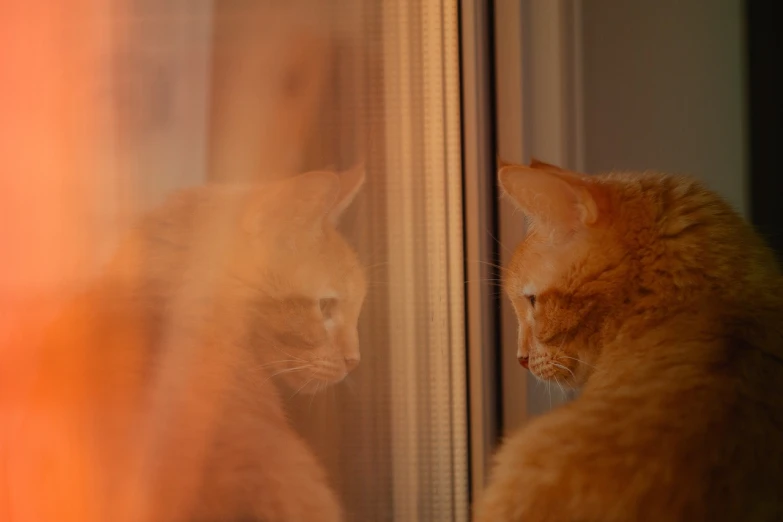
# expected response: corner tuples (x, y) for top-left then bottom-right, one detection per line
(228, 165), (367, 394)
(499, 160), (779, 388)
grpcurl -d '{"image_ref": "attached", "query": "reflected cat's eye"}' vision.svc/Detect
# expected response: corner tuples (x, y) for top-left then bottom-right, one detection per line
(526, 295), (536, 307)
(319, 297), (339, 319)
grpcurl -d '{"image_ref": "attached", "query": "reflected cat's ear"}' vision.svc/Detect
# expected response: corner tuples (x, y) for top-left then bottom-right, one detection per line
(499, 163), (600, 233)
(296, 171), (342, 224)
(244, 171), (340, 235)
(327, 162), (365, 225)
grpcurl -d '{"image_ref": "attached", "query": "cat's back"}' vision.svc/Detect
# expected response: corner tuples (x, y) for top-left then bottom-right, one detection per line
(524, 334), (783, 522)
(481, 307), (783, 522)
(589, 308), (783, 521)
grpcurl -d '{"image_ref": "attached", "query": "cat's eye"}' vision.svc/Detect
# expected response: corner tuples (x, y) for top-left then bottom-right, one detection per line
(526, 295), (536, 307)
(319, 297), (339, 320)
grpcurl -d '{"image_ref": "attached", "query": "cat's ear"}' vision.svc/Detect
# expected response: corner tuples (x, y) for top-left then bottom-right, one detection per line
(327, 162), (365, 225)
(498, 157), (563, 172)
(530, 158), (567, 173)
(499, 163), (600, 232)
(244, 171), (340, 234)
(295, 171), (343, 225)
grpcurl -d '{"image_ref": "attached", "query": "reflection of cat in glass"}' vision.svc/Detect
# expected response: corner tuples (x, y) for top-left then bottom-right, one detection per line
(2, 167), (366, 522)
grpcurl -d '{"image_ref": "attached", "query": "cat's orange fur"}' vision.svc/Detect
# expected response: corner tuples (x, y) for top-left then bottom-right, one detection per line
(476, 160), (783, 522)
(0, 167), (366, 522)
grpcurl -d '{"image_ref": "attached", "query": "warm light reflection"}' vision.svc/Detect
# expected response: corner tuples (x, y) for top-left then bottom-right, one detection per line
(0, 2), (467, 521)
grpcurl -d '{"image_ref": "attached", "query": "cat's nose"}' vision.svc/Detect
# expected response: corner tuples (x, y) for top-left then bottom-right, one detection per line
(344, 356), (360, 372)
(518, 355), (529, 369)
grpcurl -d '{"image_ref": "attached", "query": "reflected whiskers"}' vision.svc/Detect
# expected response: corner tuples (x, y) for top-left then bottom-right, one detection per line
(289, 374), (315, 401)
(308, 381), (325, 413)
(260, 364), (313, 387)
(343, 374), (358, 397)
(363, 261), (389, 271)
(254, 359), (304, 370)
(270, 344), (308, 364)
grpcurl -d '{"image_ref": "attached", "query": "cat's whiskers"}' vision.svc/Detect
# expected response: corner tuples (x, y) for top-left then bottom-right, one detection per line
(289, 375), (315, 401)
(469, 259), (512, 275)
(486, 228), (512, 255)
(260, 364), (313, 387)
(547, 379), (553, 409)
(464, 278), (505, 288)
(270, 344), (309, 364)
(561, 355), (596, 370)
(554, 376), (566, 396)
(552, 362), (576, 382)
(363, 261), (389, 271)
(308, 381), (324, 413)
(254, 359), (304, 370)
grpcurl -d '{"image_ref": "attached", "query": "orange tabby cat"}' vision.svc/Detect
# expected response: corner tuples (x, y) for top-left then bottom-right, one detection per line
(475, 160), (783, 522)
(1, 167), (366, 522)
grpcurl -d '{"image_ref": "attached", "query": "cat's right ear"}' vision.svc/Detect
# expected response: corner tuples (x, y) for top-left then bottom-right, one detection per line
(499, 164), (600, 234)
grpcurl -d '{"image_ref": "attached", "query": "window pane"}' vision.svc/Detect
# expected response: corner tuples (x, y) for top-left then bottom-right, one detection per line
(0, 1), (468, 521)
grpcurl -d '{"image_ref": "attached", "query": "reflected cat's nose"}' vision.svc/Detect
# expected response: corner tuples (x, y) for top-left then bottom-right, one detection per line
(518, 355), (529, 369)
(345, 356), (360, 372)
